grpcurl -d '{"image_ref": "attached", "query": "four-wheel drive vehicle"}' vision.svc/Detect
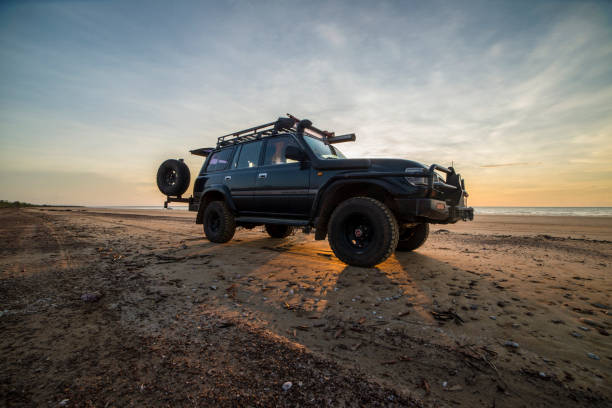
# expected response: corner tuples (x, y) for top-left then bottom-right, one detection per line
(156, 114), (473, 267)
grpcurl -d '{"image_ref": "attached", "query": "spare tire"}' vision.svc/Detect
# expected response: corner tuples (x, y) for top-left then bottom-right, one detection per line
(156, 159), (190, 196)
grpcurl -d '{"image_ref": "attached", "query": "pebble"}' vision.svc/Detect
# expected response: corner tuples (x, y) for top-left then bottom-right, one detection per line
(539, 372), (547, 378)
(580, 318), (604, 329)
(571, 332), (583, 338)
(504, 341), (519, 348)
(210, 286), (217, 290)
(578, 326), (590, 331)
(282, 381), (292, 391)
(59, 399), (70, 406)
(551, 319), (564, 324)
(489, 316), (497, 320)
(80, 293), (101, 302)
(591, 303), (609, 310)
(587, 353), (600, 360)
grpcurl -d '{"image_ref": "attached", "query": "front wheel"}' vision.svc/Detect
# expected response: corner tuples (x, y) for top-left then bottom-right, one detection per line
(203, 201), (236, 243)
(396, 223), (429, 252)
(265, 224), (294, 238)
(327, 197), (399, 267)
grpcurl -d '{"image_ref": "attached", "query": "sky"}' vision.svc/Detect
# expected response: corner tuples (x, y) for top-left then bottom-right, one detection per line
(1, 0), (611, 207)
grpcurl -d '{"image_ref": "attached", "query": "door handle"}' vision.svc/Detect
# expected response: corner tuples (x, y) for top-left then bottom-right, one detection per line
(224, 175), (231, 182)
(258, 173), (267, 179)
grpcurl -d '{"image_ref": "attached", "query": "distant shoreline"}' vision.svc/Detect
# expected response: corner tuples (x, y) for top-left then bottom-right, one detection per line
(89, 205), (612, 218)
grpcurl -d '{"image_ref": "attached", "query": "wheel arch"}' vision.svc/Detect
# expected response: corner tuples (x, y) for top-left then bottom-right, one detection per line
(196, 186), (235, 224)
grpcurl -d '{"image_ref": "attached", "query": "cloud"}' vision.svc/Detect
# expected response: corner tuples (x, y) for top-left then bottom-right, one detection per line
(481, 162), (539, 168)
(313, 24), (346, 48)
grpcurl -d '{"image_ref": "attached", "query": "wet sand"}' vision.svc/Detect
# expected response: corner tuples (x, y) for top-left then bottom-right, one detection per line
(1, 207), (610, 407)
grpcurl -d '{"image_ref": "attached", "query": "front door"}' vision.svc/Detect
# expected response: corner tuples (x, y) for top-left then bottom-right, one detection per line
(253, 135), (312, 217)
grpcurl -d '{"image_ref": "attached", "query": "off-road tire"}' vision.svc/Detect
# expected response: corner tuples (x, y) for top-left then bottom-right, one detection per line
(327, 197), (399, 267)
(265, 224), (294, 238)
(203, 201), (236, 243)
(396, 223), (429, 252)
(156, 159), (190, 196)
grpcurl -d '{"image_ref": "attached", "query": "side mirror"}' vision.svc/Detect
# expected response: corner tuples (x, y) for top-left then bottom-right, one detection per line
(285, 145), (307, 162)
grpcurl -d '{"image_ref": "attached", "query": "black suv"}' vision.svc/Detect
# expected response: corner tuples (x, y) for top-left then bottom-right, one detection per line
(156, 115), (473, 267)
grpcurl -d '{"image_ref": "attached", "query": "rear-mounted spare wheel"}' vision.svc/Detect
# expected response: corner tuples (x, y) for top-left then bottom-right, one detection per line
(156, 159), (190, 196)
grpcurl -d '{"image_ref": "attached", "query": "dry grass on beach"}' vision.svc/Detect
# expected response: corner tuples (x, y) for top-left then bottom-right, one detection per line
(1, 208), (610, 407)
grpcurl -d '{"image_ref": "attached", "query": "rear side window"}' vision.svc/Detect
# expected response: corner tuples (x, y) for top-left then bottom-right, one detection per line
(206, 148), (234, 172)
(263, 136), (299, 165)
(236, 141), (263, 169)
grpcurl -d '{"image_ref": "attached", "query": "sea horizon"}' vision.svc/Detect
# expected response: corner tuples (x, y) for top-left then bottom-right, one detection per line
(91, 205), (612, 217)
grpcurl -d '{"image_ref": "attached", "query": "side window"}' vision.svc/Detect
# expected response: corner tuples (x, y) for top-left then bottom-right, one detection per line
(206, 148), (234, 172)
(236, 141), (263, 169)
(263, 136), (298, 166)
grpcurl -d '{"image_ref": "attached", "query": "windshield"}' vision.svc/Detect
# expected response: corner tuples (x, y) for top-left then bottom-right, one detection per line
(303, 134), (346, 160)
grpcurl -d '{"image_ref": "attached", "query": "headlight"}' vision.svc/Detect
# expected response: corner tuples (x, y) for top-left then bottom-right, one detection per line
(404, 168), (427, 185)
(404, 168), (444, 185)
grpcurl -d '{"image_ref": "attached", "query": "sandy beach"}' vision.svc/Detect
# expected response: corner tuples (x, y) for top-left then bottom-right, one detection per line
(1, 207), (610, 407)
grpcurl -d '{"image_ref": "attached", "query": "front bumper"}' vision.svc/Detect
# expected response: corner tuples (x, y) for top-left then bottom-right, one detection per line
(395, 198), (474, 224)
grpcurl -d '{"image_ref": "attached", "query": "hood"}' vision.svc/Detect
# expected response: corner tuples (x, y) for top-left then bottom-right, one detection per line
(313, 157), (426, 171)
(368, 158), (427, 171)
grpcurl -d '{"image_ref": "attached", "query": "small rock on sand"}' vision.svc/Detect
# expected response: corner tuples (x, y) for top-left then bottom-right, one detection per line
(587, 353), (600, 360)
(282, 381), (292, 391)
(81, 293), (102, 302)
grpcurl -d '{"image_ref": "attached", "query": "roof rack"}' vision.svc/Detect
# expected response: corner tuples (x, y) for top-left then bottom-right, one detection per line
(212, 114), (355, 149)
(215, 116), (297, 149)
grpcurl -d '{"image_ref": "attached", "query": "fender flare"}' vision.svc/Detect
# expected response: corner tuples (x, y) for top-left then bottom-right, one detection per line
(195, 185), (236, 224)
(311, 178), (398, 240)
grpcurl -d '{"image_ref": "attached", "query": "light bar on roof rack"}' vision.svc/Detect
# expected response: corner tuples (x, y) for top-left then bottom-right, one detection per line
(326, 133), (356, 144)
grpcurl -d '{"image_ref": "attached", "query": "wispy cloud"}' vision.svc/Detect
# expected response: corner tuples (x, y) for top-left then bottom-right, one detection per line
(481, 162), (539, 168)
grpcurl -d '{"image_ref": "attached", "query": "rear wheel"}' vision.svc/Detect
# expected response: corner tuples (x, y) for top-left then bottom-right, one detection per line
(203, 201), (236, 243)
(265, 224), (294, 238)
(327, 197), (399, 267)
(396, 223), (429, 251)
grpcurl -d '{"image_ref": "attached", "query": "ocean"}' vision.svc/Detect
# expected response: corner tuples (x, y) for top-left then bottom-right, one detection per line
(97, 206), (612, 217)
(474, 207), (612, 217)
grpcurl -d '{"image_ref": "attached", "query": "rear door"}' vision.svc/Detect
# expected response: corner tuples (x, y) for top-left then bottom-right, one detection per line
(226, 140), (263, 214)
(253, 135), (312, 217)
(198, 147), (234, 203)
